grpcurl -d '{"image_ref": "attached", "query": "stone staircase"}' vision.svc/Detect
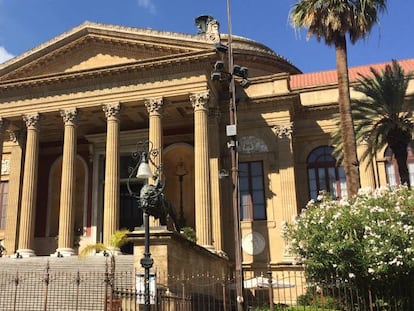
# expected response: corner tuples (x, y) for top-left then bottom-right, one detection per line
(0, 254), (134, 273)
(0, 255), (135, 311)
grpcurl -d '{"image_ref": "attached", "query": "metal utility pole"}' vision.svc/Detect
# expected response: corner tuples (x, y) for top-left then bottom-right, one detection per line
(226, 0), (244, 310)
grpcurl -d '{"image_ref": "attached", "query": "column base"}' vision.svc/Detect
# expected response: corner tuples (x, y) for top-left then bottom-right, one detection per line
(14, 249), (36, 258)
(202, 244), (215, 252)
(51, 248), (75, 257)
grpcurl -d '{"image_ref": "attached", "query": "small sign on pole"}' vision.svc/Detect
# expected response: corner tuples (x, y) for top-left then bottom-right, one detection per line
(136, 272), (157, 305)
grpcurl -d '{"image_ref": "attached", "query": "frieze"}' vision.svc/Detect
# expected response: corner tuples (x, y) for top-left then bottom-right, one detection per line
(239, 136), (269, 154)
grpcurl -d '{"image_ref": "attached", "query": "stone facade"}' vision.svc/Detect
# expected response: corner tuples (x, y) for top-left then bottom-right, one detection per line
(0, 21), (413, 277)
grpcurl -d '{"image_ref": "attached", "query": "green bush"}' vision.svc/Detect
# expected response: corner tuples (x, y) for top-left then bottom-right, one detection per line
(181, 226), (197, 242)
(283, 186), (414, 305)
(297, 292), (313, 306)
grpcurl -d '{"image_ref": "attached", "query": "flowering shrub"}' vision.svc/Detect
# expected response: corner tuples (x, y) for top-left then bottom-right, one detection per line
(283, 186), (414, 288)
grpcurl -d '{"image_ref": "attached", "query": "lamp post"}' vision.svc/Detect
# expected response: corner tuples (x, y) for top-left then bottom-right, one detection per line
(127, 140), (163, 311)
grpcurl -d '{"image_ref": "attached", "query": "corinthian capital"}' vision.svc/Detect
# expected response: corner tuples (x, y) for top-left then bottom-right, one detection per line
(273, 122), (294, 138)
(60, 108), (78, 125)
(145, 97), (164, 115)
(23, 113), (40, 130)
(190, 91), (210, 111)
(102, 103), (121, 120)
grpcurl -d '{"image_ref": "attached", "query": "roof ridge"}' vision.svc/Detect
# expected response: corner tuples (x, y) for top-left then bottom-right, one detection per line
(290, 58), (414, 89)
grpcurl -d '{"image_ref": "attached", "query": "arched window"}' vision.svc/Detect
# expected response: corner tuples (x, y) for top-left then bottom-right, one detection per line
(385, 146), (414, 186)
(307, 146), (347, 200)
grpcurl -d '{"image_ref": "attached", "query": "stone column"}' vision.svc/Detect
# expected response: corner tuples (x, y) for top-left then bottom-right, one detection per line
(208, 108), (223, 251)
(273, 122), (298, 262)
(4, 130), (24, 254)
(190, 91), (212, 248)
(358, 142), (377, 189)
(55, 108), (78, 257)
(0, 118), (7, 169)
(145, 97), (164, 227)
(17, 113), (40, 257)
(102, 103), (121, 248)
(145, 98), (164, 174)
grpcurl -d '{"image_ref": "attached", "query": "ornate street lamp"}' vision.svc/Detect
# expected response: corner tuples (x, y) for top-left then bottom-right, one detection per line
(127, 140), (163, 311)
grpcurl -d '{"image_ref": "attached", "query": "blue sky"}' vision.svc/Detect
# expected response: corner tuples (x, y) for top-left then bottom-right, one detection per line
(0, 0), (412, 73)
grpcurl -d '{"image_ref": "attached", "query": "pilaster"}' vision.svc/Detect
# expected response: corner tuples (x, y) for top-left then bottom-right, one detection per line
(208, 107), (223, 251)
(4, 131), (24, 255)
(273, 122), (297, 262)
(358, 142), (377, 189)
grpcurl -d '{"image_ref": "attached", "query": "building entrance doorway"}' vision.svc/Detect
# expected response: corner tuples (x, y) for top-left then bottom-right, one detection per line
(120, 182), (143, 253)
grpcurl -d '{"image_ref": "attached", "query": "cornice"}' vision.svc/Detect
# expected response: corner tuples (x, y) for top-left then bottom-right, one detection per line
(222, 34), (300, 73)
(0, 22), (215, 72)
(250, 72), (291, 84)
(1, 34), (203, 80)
(0, 50), (216, 93)
(301, 102), (338, 112)
(237, 93), (300, 119)
(1, 21), (300, 80)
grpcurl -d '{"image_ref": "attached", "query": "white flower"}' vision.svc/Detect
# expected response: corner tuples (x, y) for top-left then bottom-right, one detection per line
(348, 273), (355, 279)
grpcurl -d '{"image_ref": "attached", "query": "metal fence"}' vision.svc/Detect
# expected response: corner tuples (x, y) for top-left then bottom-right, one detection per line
(0, 263), (413, 310)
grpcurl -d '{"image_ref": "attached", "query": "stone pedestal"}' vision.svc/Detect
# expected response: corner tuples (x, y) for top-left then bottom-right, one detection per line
(128, 229), (231, 288)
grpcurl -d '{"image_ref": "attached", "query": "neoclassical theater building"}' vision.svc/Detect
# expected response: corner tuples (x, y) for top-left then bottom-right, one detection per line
(0, 18), (413, 272)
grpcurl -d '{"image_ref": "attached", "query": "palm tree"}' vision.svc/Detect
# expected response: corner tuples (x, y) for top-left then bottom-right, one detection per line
(80, 229), (129, 310)
(80, 229), (129, 290)
(290, 0), (387, 197)
(352, 60), (414, 187)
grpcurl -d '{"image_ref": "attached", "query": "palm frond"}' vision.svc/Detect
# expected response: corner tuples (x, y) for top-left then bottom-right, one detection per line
(79, 229), (129, 258)
(334, 60), (413, 170)
(289, 0), (386, 45)
(109, 229), (129, 248)
(79, 243), (107, 257)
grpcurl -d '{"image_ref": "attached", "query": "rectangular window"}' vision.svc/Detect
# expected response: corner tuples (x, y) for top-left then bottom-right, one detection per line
(239, 161), (266, 220)
(0, 181), (8, 230)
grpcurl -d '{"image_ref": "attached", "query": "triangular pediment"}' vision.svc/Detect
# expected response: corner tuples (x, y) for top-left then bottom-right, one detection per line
(0, 22), (214, 81)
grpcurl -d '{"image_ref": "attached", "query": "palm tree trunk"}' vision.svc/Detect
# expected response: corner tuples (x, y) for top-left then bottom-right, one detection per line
(335, 36), (360, 197)
(392, 145), (411, 187)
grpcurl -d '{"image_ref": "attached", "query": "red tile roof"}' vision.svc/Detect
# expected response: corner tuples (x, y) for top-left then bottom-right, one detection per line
(290, 58), (414, 90)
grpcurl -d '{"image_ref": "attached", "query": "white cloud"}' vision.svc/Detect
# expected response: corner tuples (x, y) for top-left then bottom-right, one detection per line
(137, 0), (156, 14)
(0, 46), (14, 64)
